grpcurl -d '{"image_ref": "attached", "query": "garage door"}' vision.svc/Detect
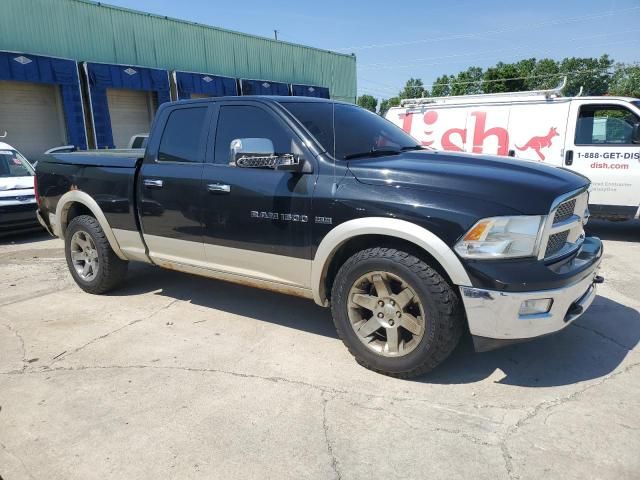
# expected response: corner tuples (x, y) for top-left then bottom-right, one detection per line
(0, 81), (67, 162)
(106, 88), (157, 149)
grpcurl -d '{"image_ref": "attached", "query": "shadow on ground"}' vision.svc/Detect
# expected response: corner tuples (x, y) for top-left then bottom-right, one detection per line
(111, 263), (639, 388)
(423, 295), (639, 387)
(0, 229), (49, 246)
(112, 262), (337, 339)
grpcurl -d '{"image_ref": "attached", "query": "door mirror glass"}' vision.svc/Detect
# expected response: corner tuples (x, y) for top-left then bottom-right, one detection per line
(230, 137), (303, 172)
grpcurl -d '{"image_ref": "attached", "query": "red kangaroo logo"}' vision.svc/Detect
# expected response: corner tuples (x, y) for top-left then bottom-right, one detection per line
(516, 127), (559, 161)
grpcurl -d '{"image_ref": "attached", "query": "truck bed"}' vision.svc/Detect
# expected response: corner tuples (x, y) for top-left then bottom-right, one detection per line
(44, 149), (144, 168)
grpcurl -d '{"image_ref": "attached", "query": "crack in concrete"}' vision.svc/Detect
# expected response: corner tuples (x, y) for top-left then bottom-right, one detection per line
(571, 322), (635, 351)
(348, 400), (497, 450)
(49, 298), (180, 365)
(0, 441), (36, 480)
(0, 362), (523, 417)
(1, 323), (27, 373)
(321, 394), (341, 480)
(0, 285), (74, 308)
(497, 360), (640, 480)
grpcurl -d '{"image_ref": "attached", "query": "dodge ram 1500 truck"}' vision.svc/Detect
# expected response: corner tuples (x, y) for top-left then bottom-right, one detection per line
(35, 96), (603, 378)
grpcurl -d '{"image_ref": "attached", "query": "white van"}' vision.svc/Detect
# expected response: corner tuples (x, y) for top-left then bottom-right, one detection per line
(386, 82), (640, 220)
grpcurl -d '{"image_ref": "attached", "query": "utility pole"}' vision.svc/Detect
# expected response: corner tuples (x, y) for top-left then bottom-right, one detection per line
(274, 30), (279, 41)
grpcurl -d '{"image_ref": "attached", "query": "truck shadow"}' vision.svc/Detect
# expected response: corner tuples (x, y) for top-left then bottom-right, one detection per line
(0, 229), (49, 245)
(113, 263), (338, 340)
(423, 295), (639, 387)
(113, 264), (638, 388)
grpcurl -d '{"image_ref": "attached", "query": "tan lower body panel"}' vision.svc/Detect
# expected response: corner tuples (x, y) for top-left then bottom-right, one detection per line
(141, 234), (312, 296)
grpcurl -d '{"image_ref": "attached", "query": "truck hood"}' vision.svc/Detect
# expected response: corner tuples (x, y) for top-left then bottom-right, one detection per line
(347, 150), (589, 215)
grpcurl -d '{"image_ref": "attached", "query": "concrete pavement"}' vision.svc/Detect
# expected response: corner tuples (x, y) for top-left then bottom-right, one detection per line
(1, 220), (639, 479)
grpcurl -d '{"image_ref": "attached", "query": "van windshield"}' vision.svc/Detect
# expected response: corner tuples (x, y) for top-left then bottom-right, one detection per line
(281, 102), (423, 160)
(0, 150), (34, 177)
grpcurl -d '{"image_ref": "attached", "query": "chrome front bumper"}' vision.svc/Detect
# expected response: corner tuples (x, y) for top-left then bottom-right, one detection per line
(461, 261), (602, 347)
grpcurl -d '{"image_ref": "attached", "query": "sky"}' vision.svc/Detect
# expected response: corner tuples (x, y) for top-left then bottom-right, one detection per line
(103, 0), (639, 100)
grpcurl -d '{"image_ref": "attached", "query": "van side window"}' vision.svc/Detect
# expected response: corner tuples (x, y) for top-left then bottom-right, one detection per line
(214, 105), (297, 165)
(575, 105), (639, 145)
(157, 107), (208, 163)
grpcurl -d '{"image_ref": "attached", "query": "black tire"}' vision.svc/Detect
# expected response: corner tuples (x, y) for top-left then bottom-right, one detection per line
(64, 215), (128, 294)
(330, 247), (463, 378)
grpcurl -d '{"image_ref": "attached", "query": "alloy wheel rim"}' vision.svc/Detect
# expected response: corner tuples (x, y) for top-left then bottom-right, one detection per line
(347, 271), (426, 357)
(70, 231), (99, 281)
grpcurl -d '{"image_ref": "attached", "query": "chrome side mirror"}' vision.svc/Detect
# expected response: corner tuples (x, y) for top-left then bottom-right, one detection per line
(229, 138), (304, 172)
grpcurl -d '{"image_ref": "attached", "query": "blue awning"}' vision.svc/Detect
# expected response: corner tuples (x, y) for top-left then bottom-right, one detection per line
(240, 79), (289, 96)
(85, 62), (170, 149)
(0, 51), (87, 150)
(291, 84), (330, 99)
(174, 71), (237, 100)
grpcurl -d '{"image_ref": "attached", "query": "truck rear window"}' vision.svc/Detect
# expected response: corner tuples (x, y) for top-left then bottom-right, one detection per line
(158, 107), (208, 163)
(0, 150), (34, 177)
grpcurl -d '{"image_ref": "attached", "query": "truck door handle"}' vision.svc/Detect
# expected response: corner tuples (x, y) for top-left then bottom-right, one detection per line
(207, 183), (231, 194)
(565, 150), (574, 166)
(143, 179), (164, 189)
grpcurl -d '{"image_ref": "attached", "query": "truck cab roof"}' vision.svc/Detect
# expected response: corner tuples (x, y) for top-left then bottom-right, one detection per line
(170, 95), (347, 106)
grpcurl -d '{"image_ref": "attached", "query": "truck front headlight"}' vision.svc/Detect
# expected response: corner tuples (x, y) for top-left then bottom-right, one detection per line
(454, 216), (544, 259)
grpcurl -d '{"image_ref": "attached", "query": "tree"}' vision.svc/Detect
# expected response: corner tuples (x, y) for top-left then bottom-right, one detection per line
(399, 78), (426, 99)
(609, 64), (640, 98)
(450, 67), (483, 96)
(527, 58), (561, 90)
(357, 94), (378, 112)
(430, 75), (451, 97)
(482, 62), (526, 93)
(559, 54), (613, 96)
(379, 97), (400, 116)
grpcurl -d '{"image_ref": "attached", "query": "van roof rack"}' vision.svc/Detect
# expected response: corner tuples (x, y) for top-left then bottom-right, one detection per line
(400, 77), (567, 107)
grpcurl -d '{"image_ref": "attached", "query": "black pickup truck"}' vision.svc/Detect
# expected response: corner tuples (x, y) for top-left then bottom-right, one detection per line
(35, 96), (603, 378)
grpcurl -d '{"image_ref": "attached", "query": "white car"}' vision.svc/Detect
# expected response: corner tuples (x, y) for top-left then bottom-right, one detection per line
(0, 142), (40, 235)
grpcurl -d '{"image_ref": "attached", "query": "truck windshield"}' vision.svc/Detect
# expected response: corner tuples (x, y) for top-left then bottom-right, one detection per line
(0, 150), (34, 177)
(282, 102), (422, 160)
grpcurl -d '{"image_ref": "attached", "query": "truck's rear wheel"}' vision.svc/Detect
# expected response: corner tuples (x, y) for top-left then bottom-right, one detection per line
(65, 215), (128, 294)
(330, 247), (463, 378)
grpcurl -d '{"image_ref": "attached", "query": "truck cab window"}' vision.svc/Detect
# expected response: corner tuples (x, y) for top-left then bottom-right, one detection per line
(157, 107), (208, 162)
(214, 105), (296, 164)
(575, 105), (639, 145)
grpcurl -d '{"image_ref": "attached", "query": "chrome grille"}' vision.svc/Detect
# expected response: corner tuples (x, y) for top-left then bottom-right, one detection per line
(553, 199), (576, 223)
(540, 189), (589, 262)
(545, 231), (569, 257)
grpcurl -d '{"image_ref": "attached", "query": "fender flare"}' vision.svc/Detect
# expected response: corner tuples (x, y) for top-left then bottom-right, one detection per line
(311, 217), (471, 306)
(54, 190), (128, 260)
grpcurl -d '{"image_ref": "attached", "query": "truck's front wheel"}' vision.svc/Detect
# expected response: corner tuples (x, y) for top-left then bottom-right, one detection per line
(331, 247), (463, 378)
(65, 215), (128, 294)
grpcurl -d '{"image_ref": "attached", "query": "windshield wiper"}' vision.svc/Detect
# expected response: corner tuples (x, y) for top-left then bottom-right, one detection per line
(344, 149), (402, 160)
(401, 145), (424, 151)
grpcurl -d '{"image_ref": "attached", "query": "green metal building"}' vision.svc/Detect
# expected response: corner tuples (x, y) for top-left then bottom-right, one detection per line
(0, 0), (356, 157)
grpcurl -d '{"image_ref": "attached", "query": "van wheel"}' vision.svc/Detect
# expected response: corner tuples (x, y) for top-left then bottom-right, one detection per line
(330, 247), (463, 378)
(65, 215), (128, 294)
